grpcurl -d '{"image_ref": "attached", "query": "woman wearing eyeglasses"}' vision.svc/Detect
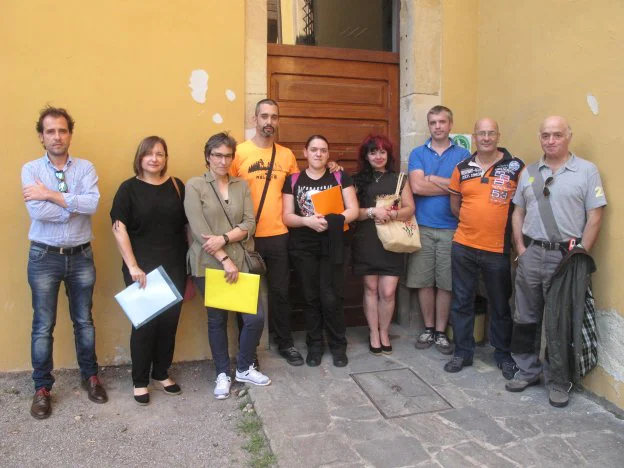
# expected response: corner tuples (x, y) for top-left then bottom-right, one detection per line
(184, 132), (270, 400)
(282, 135), (359, 367)
(110, 136), (188, 405)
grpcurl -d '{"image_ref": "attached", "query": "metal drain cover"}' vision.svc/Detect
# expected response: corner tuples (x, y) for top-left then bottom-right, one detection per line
(351, 367), (452, 418)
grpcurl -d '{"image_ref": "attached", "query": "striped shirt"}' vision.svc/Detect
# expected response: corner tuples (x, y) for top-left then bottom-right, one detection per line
(22, 154), (100, 247)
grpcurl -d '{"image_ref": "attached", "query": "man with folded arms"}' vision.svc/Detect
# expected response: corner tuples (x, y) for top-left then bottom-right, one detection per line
(505, 116), (606, 408)
(22, 106), (107, 419)
(445, 118), (524, 379)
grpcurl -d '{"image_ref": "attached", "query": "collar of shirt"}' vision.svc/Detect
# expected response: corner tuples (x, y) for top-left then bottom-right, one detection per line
(538, 152), (578, 173)
(44, 153), (73, 171)
(425, 137), (456, 156)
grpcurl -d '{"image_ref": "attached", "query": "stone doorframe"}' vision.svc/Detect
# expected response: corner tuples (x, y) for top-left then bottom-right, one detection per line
(244, 0), (441, 328)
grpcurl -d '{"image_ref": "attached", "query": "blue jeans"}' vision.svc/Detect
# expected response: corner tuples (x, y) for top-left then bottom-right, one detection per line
(27, 244), (98, 390)
(450, 242), (513, 364)
(194, 277), (265, 377)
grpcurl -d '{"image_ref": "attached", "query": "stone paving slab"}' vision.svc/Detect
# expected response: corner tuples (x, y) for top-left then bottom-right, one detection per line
(250, 325), (624, 468)
(352, 368), (452, 418)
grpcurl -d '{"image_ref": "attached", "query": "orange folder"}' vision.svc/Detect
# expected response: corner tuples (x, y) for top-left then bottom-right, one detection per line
(310, 185), (349, 231)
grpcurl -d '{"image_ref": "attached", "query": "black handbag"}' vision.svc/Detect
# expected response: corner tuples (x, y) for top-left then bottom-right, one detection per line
(209, 182), (267, 275)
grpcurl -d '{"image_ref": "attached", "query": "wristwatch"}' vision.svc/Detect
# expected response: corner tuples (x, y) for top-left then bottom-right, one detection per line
(222, 233), (230, 245)
(367, 207), (375, 219)
(219, 255), (229, 263)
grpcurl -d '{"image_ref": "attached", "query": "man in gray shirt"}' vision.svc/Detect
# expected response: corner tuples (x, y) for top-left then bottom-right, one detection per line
(505, 116), (606, 407)
(22, 106), (107, 419)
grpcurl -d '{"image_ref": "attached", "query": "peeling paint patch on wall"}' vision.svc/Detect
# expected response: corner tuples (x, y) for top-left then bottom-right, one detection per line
(596, 309), (624, 382)
(212, 113), (223, 124)
(189, 69), (209, 103)
(587, 93), (599, 115)
(226, 89), (236, 101)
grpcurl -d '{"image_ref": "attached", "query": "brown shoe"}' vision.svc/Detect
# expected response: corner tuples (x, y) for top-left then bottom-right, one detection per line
(30, 388), (51, 419)
(81, 376), (108, 404)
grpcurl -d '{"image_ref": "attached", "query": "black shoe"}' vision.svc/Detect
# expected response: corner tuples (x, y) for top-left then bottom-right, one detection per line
(369, 343), (382, 356)
(306, 352), (323, 367)
(381, 344), (393, 355)
(332, 352), (348, 367)
(443, 355), (473, 373)
(279, 347), (304, 366)
(498, 361), (519, 380)
(134, 392), (150, 406)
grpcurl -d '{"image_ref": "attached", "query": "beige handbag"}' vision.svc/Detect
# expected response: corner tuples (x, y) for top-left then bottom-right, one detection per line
(374, 172), (421, 253)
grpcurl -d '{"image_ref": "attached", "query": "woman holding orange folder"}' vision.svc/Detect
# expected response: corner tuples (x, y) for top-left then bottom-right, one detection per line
(282, 135), (359, 367)
(352, 135), (415, 356)
(184, 132), (271, 400)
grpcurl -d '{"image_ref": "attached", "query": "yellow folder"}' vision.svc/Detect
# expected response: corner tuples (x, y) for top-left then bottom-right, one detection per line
(204, 268), (260, 314)
(310, 185), (349, 231)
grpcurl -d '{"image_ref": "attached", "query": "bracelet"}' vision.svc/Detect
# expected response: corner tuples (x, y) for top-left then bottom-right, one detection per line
(219, 255), (229, 263)
(367, 207), (375, 219)
(222, 233), (230, 245)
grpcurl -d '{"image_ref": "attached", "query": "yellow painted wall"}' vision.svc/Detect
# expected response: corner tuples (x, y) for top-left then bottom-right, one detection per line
(473, 0), (624, 407)
(1, 1), (245, 371)
(441, 0), (478, 134)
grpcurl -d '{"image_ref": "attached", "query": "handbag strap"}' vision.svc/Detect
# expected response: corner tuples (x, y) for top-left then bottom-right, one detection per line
(208, 181), (235, 229)
(171, 176), (181, 199)
(526, 162), (563, 241)
(208, 181), (253, 271)
(255, 144), (277, 224)
(394, 172), (405, 197)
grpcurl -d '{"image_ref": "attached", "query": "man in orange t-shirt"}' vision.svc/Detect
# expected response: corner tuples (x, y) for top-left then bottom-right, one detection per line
(444, 118), (525, 378)
(230, 99), (303, 366)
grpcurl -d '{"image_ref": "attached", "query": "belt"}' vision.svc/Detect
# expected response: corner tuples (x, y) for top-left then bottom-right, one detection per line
(524, 236), (581, 251)
(31, 241), (91, 255)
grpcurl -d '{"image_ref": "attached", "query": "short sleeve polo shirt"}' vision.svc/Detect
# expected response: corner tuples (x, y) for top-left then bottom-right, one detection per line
(449, 148), (525, 253)
(408, 139), (470, 229)
(513, 153), (607, 241)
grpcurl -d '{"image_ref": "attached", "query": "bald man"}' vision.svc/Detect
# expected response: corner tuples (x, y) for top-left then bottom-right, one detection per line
(506, 116), (606, 407)
(444, 119), (525, 377)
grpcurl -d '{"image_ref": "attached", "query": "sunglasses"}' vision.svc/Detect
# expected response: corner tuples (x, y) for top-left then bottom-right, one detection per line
(55, 170), (68, 193)
(543, 176), (554, 197)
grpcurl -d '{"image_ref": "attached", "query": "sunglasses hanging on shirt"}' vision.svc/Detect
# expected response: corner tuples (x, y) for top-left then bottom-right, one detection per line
(55, 170), (68, 193)
(543, 176), (554, 197)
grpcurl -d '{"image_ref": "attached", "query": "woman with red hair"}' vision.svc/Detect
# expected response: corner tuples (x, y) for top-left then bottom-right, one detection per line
(352, 135), (415, 355)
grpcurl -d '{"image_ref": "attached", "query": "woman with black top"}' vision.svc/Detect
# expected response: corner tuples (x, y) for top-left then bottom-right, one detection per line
(111, 136), (187, 405)
(352, 135), (415, 355)
(282, 135), (359, 367)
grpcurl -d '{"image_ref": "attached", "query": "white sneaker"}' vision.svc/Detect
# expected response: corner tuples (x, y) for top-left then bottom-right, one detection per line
(214, 373), (232, 399)
(235, 365), (271, 386)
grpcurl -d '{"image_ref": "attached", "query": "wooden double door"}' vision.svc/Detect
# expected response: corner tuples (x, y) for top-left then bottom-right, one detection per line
(267, 44), (400, 327)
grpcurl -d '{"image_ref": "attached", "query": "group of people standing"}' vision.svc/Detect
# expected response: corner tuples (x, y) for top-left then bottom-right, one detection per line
(22, 99), (605, 420)
(407, 106), (606, 409)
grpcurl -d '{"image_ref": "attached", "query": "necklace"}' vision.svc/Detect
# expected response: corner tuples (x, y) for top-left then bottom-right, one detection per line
(373, 171), (385, 183)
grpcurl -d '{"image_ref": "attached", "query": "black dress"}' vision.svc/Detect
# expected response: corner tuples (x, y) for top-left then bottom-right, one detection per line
(110, 176), (187, 387)
(352, 172), (406, 277)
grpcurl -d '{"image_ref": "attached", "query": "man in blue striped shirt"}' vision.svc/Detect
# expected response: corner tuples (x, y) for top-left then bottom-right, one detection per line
(22, 106), (107, 419)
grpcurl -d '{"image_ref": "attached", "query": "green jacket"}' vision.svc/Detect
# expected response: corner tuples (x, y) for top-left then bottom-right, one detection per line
(184, 171), (255, 276)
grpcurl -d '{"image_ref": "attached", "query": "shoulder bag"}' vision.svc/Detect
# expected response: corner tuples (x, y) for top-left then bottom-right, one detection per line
(374, 172), (421, 253)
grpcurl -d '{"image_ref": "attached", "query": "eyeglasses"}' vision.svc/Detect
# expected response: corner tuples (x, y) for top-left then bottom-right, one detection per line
(543, 176), (554, 197)
(55, 170), (68, 193)
(475, 131), (499, 138)
(210, 152), (233, 160)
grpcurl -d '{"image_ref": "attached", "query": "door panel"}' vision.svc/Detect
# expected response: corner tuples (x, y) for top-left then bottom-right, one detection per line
(268, 44), (399, 328)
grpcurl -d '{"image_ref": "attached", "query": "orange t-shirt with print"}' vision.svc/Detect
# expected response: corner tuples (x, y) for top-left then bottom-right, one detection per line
(231, 140), (299, 237)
